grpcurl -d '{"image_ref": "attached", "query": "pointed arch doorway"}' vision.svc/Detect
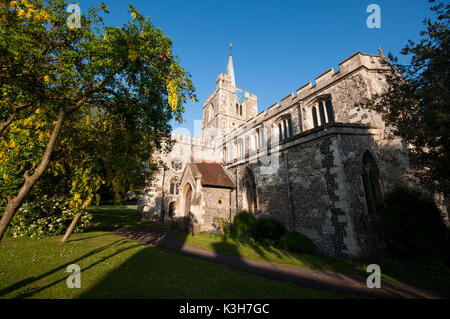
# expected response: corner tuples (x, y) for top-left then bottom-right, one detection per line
(181, 183), (193, 231)
(243, 169), (257, 214)
(362, 151), (384, 215)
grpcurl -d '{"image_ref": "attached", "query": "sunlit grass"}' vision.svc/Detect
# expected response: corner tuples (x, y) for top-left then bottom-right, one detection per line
(173, 232), (450, 285)
(0, 232), (348, 299)
(174, 232), (368, 276)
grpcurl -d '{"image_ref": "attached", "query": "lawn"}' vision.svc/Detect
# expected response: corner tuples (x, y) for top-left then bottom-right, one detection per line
(87, 205), (171, 230)
(0, 231), (347, 299)
(174, 232), (371, 279)
(173, 232), (450, 286)
(0, 206), (349, 299)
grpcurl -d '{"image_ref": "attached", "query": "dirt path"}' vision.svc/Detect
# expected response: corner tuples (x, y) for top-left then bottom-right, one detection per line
(112, 227), (450, 299)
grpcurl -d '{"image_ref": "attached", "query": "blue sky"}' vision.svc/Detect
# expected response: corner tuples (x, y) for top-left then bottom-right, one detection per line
(77, 0), (433, 136)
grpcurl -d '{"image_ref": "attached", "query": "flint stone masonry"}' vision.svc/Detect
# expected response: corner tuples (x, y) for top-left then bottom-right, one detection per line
(137, 51), (432, 259)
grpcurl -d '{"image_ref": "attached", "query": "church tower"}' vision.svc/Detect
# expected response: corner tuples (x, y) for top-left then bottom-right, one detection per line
(201, 52), (258, 144)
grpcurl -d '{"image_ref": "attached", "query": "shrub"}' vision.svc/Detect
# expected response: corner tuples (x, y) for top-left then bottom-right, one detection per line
(252, 218), (286, 241)
(5, 195), (92, 238)
(377, 187), (448, 271)
(233, 211), (256, 239)
(280, 232), (316, 254)
(212, 216), (231, 234)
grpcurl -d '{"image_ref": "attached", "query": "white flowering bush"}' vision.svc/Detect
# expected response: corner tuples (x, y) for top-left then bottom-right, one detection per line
(5, 195), (92, 238)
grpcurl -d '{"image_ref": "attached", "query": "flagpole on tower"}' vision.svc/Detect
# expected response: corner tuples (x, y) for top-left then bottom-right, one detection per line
(229, 43), (232, 56)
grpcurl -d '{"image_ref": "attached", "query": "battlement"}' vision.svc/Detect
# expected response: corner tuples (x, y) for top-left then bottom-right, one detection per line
(235, 88), (258, 101)
(262, 52), (386, 117)
(170, 131), (218, 148)
(178, 52), (387, 150)
(217, 51), (387, 144)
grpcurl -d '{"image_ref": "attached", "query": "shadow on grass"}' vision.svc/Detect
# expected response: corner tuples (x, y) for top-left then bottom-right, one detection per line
(65, 233), (110, 243)
(79, 230), (348, 298)
(0, 236), (142, 298)
(174, 231), (367, 278)
(87, 206), (171, 231)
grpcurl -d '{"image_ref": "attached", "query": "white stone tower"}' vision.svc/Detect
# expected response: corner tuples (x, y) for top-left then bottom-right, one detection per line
(201, 52), (258, 144)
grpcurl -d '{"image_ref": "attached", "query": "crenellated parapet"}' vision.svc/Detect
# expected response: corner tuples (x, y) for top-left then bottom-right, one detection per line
(218, 51), (388, 144)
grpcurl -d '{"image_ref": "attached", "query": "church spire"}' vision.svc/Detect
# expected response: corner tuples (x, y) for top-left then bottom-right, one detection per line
(226, 44), (236, 88)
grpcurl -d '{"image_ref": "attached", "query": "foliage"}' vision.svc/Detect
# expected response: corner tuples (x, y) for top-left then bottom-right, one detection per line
(359, 1), (450, 204)
(377, 187), (448, 272)
(252, 217), (286, 241)
(5, 195), (92, 238)
(233, 211), (256, 239)
(0, 0), (196, 239)
(212, 215), (231, 234)
(280, 232), (316, 254)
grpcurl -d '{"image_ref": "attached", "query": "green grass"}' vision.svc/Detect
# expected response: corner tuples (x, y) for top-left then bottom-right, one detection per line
(87, 205), (171, 230)
(0, 232), (348, 299)
(173, 232), (450, 285)
(174, 232), (370, 278)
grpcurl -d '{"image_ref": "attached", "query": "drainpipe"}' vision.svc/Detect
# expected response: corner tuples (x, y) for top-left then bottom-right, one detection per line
(229, 189), (232, 222)
(235, 170), (239, 213)
(283, 152), (295, 230)
(160, 168), (166, 222)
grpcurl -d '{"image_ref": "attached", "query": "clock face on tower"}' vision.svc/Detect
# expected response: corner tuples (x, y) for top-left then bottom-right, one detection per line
(235, 90), (246, 103)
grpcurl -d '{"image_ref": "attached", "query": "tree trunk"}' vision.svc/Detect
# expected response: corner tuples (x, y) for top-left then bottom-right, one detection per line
(443, 191), (450, 226)
(60, 212), (82, 244)
(0, 103), (32, 138)
(0, 110), (65, 243)
(0, 113), (16, 138)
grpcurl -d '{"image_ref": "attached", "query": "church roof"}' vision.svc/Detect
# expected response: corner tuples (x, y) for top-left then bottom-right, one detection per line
(193, 162), (236, 189)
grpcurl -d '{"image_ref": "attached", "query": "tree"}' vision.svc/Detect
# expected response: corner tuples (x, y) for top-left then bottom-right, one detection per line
(361, 1), (450, 211)
(0, 0), (196, 242)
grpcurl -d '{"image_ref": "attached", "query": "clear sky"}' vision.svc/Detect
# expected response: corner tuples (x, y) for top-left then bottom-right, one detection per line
(77, 0), (434, 136)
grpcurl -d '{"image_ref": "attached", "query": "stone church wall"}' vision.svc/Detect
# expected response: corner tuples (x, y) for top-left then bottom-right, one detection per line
(138, 51), (418, 259)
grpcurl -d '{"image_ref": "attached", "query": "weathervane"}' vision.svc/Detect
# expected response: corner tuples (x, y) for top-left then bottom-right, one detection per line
(229, 43), (232, 55)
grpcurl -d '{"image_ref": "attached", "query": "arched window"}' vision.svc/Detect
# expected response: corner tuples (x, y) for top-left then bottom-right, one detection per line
(278, 123), (283, 141)
(319, 101), (327, 125)
(314, 97), (335, 127)
(258, 127), (265, 149)
(236, 103), (239, 116)
(240, 104), (243, 116)
(287, 117), (293, 137)
(277, 116), (294, 141)
(238, 139), (244, 157)
(326, 100), (335, 123)
(312, 107), (319, 128)
(252, 133), (258, 152)
(209, 104), (214, 122)
(170, 177), (180, 195)
(362, 151), (383, 215)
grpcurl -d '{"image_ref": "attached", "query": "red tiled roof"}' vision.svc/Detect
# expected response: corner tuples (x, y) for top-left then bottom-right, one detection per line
(194, 162), (236, 189)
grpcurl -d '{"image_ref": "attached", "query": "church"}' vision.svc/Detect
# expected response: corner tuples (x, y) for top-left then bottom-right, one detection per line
(138, 50), (412, 259)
